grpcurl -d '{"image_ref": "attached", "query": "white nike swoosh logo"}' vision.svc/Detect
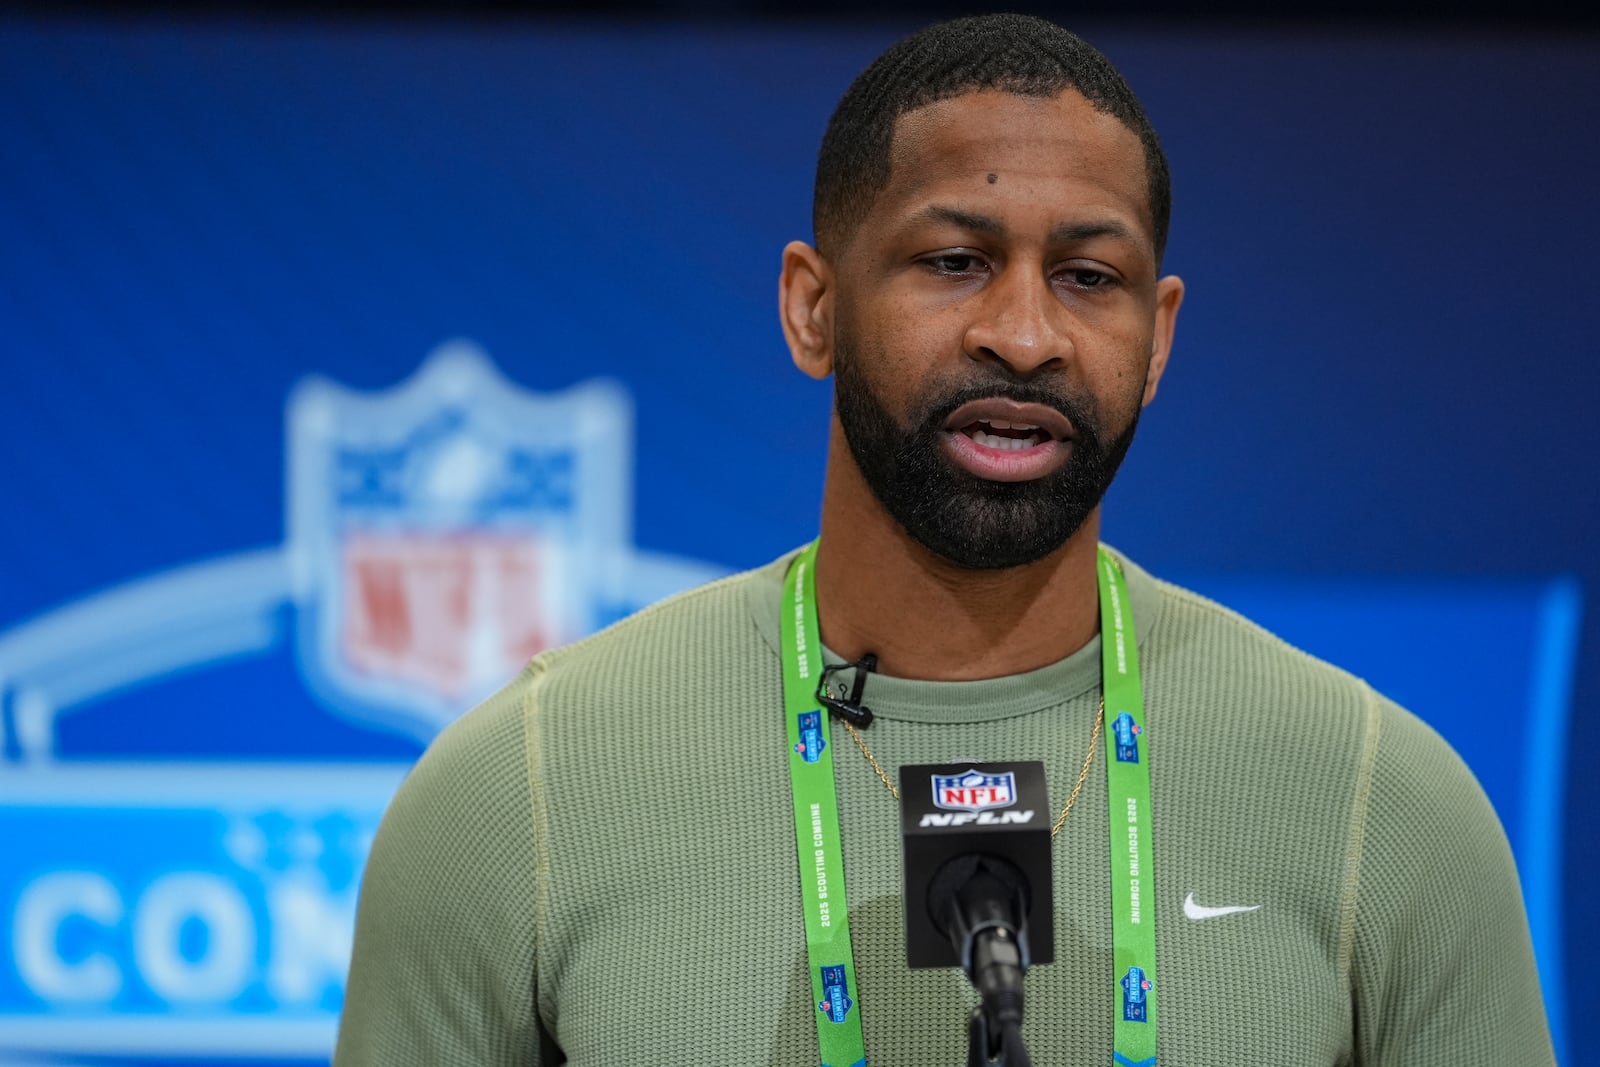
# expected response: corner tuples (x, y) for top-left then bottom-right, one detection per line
(1183, 892), (1262, 920)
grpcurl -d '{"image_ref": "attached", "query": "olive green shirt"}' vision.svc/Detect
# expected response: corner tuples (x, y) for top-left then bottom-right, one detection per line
(336, 549), (1554, 1065)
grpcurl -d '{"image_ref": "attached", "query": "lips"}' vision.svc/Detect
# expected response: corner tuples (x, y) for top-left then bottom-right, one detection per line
(943, 398), (1076, 443)
(939, 398), (1074, 483)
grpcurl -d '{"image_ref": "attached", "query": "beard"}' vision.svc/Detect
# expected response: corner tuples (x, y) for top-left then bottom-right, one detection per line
(832, 337), (1142, 571)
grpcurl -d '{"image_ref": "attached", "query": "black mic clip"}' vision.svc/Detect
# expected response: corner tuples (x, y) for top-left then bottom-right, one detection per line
(816, 653), (876, 728)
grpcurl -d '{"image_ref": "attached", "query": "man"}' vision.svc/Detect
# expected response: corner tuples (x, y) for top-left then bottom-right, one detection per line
(336, 14), (1553, 1065)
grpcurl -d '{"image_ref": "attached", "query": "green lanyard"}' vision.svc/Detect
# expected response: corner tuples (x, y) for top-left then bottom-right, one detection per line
(781, 541), (1158, 1067)
(782, 542), (867, 1067)
(1099, 548), (1158, 1067)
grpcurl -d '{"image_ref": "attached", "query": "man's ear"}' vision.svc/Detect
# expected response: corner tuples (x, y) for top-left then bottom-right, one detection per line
(779, 241), (835, 380)
(1142, 274), (1184, 406)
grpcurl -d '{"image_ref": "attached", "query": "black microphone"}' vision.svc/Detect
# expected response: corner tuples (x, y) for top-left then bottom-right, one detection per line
(817, 653), (877, 728)
(900, 761), (1053, 1067)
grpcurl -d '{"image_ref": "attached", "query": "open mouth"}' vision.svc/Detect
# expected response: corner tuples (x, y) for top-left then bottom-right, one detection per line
(943, 398), (1074, 447)
(959, 417), (1051, 452)
(939, 398), (1074, 481)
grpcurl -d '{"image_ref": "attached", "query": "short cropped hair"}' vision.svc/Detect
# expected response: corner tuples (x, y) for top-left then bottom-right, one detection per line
(813, 14), (1172, 264)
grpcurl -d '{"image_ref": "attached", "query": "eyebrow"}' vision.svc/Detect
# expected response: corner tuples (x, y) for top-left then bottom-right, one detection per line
(1048, 219), (1139, 246)
(913, 205), (1007, 237)
(911, 205), (1141, 248)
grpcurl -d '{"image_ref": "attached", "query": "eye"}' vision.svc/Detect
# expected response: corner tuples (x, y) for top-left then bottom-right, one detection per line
(1065, 268), (1113, 289)
(921, 251), (988, 276)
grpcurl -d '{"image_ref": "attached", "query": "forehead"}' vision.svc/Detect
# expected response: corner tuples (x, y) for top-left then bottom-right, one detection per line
(874, 89), (1154, 246)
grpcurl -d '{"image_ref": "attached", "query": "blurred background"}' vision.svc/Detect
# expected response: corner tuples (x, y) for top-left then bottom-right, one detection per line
(0, 3), (1594, 1064)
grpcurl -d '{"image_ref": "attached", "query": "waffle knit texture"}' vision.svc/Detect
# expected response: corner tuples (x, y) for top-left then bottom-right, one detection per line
(335, 548), (1554, 1066)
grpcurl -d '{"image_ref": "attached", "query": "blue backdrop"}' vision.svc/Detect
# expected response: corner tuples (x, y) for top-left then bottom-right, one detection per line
(0, 17), (1592, 1065)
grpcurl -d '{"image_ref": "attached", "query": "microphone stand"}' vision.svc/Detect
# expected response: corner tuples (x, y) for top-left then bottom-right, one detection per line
(933, 858), (1036, 1067)
(967, 1007), (1032, 1067)
(963, 926), (1033, 1067)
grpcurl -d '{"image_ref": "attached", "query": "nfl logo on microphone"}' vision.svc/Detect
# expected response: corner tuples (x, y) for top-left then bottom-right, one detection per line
(931, 769), (1017, 812)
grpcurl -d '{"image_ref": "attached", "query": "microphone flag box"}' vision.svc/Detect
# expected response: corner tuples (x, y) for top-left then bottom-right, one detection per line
(899, 760), (1054, 969)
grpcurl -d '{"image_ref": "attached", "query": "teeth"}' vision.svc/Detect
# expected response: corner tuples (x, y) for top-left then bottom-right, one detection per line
(972, 430), (1042, 451)
(979, 419), (1039, 432)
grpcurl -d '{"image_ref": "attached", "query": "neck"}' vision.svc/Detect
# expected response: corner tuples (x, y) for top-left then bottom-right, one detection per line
(812, 423), (1103, 681)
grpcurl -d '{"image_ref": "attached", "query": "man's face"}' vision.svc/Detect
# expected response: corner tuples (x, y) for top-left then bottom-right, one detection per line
(827, 89), (1180, 570)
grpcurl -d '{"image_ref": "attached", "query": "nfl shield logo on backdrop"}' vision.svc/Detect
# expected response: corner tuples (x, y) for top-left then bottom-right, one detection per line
(287, 340), (632, 742)
(931, 768), (1017, 812)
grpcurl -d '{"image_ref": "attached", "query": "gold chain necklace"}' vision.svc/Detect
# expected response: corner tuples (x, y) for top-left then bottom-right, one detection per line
(837, 695), (1105, 840)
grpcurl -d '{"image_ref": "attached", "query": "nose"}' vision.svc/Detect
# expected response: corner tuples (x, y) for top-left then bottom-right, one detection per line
(961, 265), (1073, 378)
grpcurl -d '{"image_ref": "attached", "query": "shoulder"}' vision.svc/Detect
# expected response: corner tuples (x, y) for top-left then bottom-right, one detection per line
(1136, 559), (1483, 785)
(1138, 558), (1495, 809)
(1358, 687), (1515, 888)
(1348, 689), (1548, 1058)
(543, 554), (782, 667)
(372, 664), (541, 886)
(516, 552), (790, 718)
(1126, 556), (1381, 742)
(1126, 556), (1494, 870)
(1125, 559), (1550, 1055)
(1146, 567), (1368, 693)
(339, 667), (547, 1062)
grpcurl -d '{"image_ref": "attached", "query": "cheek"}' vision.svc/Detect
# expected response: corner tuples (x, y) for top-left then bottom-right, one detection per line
(847, 297), (946, 382)
(1085, 324), (1156, 412)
